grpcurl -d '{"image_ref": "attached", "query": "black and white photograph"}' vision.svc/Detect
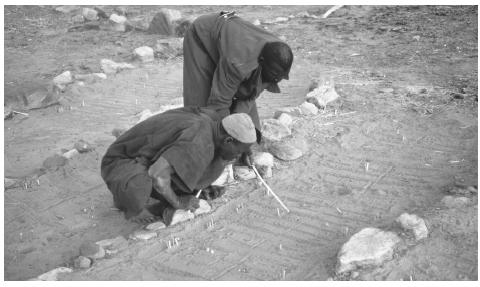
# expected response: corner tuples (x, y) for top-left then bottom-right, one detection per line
(2, 2), (478, 282)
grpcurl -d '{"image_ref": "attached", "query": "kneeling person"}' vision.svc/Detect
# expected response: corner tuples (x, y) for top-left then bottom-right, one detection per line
(101, 107), (256, 225)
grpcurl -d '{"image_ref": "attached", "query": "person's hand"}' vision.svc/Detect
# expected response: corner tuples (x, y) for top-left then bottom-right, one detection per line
(176, 195), (200, 212)
(201, 185), (226, 200)
(240, 150), (254, 167)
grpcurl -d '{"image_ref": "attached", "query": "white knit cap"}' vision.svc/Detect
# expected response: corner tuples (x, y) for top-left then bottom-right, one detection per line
(221, 113), (256, 144)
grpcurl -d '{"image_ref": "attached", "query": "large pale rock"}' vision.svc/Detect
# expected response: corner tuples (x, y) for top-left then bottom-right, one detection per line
(212, 164), (235, 186)
(130, 230), (158, 240)
(82, 8), (98, 21)
(336, 227), (401, 274)
(268, 142), (303, 161)
(145, 221), (167, 231)
(277, 113), (293, 129)
(109, 14), (128, 32)
(194, 199), (212, 216)
(253, 152), (274, 167)
(134, 46), (155, 63)
(170, 209), (195, 225)
(396, 213), (428, 240)
(262, 119), (291, 141)
(234, 166), (257, 181)
(33, 267), (73, 281)
(53, 71), (73, 90)
(299, 101), (318, 115)
(442, 196), (471, 208)
(79, 242), (105, 260)
(148, 8), (182, 35)
(74, 139), (93, 153)
(62, 149), (79, 159)
(306, 77), (340, 108)
(100, 59), (135, 74)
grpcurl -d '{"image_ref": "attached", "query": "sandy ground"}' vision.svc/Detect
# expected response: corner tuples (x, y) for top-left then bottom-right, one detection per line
(3, 5), (478, 280)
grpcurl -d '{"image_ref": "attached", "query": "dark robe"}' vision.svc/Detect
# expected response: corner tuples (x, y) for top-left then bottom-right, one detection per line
(183, 12), (282, 135)
(101, 107), (225, 219)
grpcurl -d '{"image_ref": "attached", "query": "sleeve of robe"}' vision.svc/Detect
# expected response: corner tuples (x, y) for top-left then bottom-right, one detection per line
(157, 121), (215, 192)
(207, 57), (246, 118)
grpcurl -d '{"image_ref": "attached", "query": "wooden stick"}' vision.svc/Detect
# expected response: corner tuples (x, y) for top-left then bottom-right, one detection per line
(195, 189), (203, 198)
(361, 165), (394, 193)
(252, 165), (290, 213)
(322, 5), (343, 18)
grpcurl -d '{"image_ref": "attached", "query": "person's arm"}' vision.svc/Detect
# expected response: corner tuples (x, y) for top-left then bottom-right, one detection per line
(148, 156), (199, 211)
(207, 57), (244, 118)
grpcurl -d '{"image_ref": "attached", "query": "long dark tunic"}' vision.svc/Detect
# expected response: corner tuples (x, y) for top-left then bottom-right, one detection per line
(183, 12), (282, 133)
(101, 107), (225, 218)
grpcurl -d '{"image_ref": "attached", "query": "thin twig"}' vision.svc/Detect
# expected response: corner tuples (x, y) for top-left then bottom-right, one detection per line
(361, 165), (394, 194)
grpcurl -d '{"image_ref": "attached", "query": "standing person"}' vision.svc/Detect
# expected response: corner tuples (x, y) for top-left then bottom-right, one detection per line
(101, 107), (256, 225)
(183, 11), (293, 153)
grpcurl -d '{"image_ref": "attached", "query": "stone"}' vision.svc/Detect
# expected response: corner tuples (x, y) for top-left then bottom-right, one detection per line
(35, 267), (73, 281)
(145, 221), (167, 231)
(252, 19), (261, 26)
(74, 140), (93, 153)
(109, 14), (128, 32)
(273, 107), (302, 118)
(100, 59), (135, 74)
(62, 149), (79, 159)
(396, 213), (428, 240)
(277, 113), (293, 129)
(53, 71), (73, 90)
(336, 227), (401, 274)
(73, 256), (91, 269)
(253, 152), (275, 167)
(82, 8), (98, 21)
(170, 209), (195, 225)
(154, 38), (184, 59)
(74, 73), (106, 84)
(279, 35), (287, 41)
(262, 119), (292, 141)
(174, 16), (196, 37)
(268, 142), (303, 161)
(130, 230), (158, 240)
(79, 242), (105, 260)
(305, 77), (340, 108)
(134, 46), (155, 63)
(379, 87), (394, 94)
(194, 199), (212, 216)
(5, 177), (18, 189)
(55, 6), (79, 14)
(109, 14), (127, 24)
(299, 101), (319, 116)
(25, 87), (59, 110)
(148, 8), (182, 35)
(72, 15), (85, 24)
(43, 154), (68, 170)
(234, 166), (257, 181)
(96, 236), (128, 250)
(212, 164), (235, 186)
(442, 196), (471, 208)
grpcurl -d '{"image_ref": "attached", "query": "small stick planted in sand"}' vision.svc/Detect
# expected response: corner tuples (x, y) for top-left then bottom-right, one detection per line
(195, 189), (203, 198)
(251, 165), (290, 213)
